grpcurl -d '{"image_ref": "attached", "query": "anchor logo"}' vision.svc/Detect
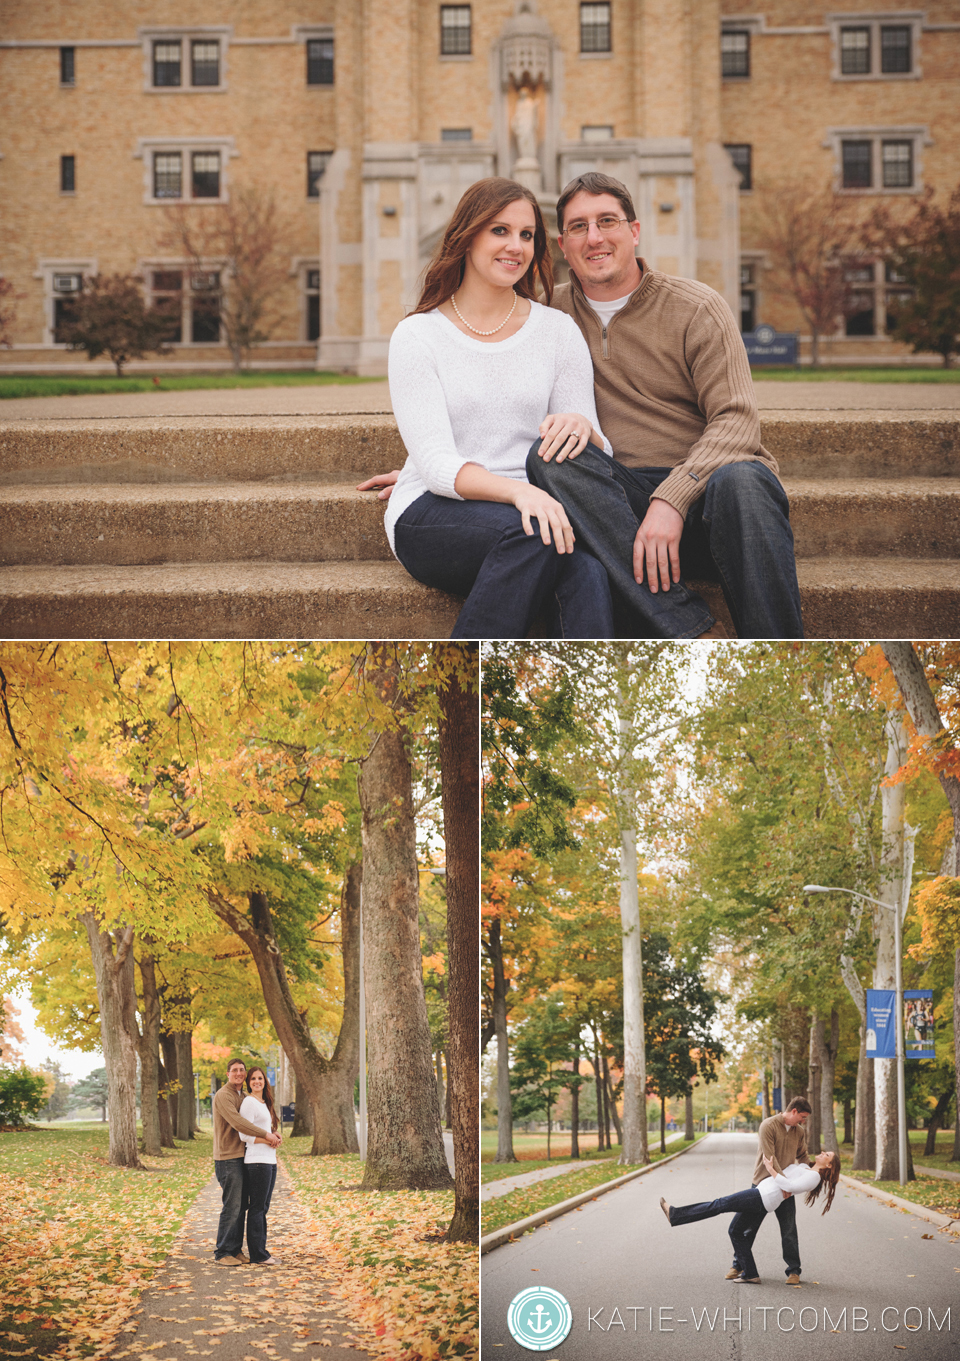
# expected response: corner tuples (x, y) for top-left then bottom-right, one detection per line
(527, 1304), (554, 1333)
(507, 1287), (573, 1351)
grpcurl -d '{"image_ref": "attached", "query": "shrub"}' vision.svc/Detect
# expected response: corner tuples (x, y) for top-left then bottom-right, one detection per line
(0, 1066), (50, 1127)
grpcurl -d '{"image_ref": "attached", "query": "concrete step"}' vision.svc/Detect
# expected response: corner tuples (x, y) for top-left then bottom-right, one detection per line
(4, 478), (959, 568)
(0, 558), (956, 640)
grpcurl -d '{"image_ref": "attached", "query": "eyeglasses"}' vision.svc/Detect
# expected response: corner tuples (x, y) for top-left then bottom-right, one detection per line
(561, 215), (631, 238)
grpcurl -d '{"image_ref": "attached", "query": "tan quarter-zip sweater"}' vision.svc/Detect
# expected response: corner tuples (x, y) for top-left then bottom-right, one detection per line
(752, 1113), (811, 1186)
(551, 264), (780, 520)
(213, 1084), (268, 1161)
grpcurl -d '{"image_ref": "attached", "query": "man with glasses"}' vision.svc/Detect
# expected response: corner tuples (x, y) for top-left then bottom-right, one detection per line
(526, 171), (802, 639)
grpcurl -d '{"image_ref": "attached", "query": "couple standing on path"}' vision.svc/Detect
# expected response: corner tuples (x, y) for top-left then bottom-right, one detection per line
(662, 1097), (841, 1284)
(212, 1056), (283, 1266)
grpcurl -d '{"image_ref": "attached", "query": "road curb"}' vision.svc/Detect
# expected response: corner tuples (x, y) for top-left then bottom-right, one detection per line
(839, 1172), (960, 1233)
(480, 1136), (706, 1255)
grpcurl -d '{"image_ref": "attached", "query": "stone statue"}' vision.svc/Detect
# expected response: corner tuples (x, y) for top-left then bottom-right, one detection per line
(511, 87), (539, 163)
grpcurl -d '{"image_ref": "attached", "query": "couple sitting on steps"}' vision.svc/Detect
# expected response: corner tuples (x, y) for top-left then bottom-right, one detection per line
(359, 171), (803, 642)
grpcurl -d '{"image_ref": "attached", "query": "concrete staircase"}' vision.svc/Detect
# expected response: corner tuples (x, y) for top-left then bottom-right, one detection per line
(0, 409), (957, 638)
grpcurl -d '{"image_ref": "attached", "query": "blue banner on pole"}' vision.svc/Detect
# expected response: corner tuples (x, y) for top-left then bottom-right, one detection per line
(772, 1087), (782, 1112)
(866, 989), (897, 1058)
(904, 989), (935, 1059)
(266, 1066), (277, 1087)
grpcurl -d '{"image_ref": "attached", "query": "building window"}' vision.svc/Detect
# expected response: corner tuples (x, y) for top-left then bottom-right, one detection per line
(152, 270), (183, 344)
(740, 264), (756, 334)
(721, 31), (750, 78)
(882, 140), (913, 188)
(191, 40), (220, 86)
(884, 261), (913, 332)
(440, 6), (471, 56)
(60, 155), (76, 193)
(580, 3), (611, 54)
(440, 128), (472, 141)
(153, 40), (182, 87)
(840, 27), (870, 75)
(881, 25), (911, 73)
(845, 262), (876, 335)
(153, 152), (183, 198)
(52, 273), (82, 343)
(307, 151), (332, 197)
(191, 151), (220, 198)
(582, 125), (614, 142)
(191, 274), (220, 343)
(60, 47), (75, 86)
(842, 140), (872, 189)
(306, 268), (320, 342)
(725, 144), (752, 191)
(307, 38), (334, 85)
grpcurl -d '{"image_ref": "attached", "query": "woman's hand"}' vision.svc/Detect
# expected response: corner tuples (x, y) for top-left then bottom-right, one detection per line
(356, 470), (402, 500)
(512, 483), (576, 554)
(537, 413), (597, 464)
(762, 1154), (776, 1176)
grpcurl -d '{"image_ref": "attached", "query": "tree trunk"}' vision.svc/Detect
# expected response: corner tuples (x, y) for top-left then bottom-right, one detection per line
(619, 818), (648, 1165)
(435, 1051), (445, 1125)
(808, 1016), (822, 1154)
(592, 1032), (605, 1150)
(358, 658), (452, 1192)
(685, 1087), (694, 1141)
(570, 1042), (580, 1159)
(160, 1029), (179, 1134)
(80, 913), (143, 1169)
(815, 1008), (841, 1155)
(853, 1030), (875, 1171)
(603, 1054), (623, 1145)
(437, 648), (480, 1240)
(924, 1086), (955, 1156)
(136, 949), (163, 1157)
(843, 1095), (852, 1145)
(156, 1055), (175, 1148)
(175, 1029), (196, 1139)
(659, 1096), (666, 1155)
(292, 1067), (314, 1138)
(489, 918), (516, 1163)
(210, 872), (361, 1156)
(874, 714), (907, 1182)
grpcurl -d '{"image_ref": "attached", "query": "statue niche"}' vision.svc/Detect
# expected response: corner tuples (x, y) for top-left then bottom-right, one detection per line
(510, 84), (543, 191)
(499, 1), (553, 193)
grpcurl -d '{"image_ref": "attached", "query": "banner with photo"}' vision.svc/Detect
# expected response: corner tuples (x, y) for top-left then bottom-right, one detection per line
(904, 989), (935, 1059)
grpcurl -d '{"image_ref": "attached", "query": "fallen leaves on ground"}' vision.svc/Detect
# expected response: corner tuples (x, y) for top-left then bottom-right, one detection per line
(281, 1150), (477, 1361)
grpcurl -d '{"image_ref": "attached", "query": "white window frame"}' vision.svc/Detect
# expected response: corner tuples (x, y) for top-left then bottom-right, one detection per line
(140, 258), (226, 347)
(138, 27), (231, 93)
(824, 125), (930, 194)
(34, 258), (97, 345)
(292, 25), (335, 84)
(291, 258), (321, 343)
(134, 137), (238, 206)
(826, 12), (922, 81)
(739, 251), (767, 334)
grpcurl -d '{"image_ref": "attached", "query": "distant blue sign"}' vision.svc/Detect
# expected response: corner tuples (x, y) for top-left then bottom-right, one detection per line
(904, 989), (935, 1060)
(866, 988), (897, 1059)
(266, 1066), (278, 1088)
(744, 325), (798, 366)
(772, 1086), (782, 1112)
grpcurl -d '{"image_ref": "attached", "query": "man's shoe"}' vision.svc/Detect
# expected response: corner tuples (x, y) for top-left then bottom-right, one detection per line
(659, 1197), (673, 1225)
(236, 1251), (249, 1263)
(697, 622), (730, 638)
(725, 1268), (743, 1280)
(786, 1274), (801, 1285)
(215, 1255), (244, 1266)
(737, 1277), (762, 1285)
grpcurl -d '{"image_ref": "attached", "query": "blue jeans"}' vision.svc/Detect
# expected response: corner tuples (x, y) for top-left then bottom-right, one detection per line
(245, 1163), (277, 1263)
(669, 1186), (766, 1280)
(730, 1191), (802, 1279)
(394, 491), (614, 638)
(526, 442), (804, 639)
(214, 1158), (249, 1259)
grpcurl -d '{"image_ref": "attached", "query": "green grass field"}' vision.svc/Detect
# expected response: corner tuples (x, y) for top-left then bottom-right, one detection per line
(0, 370), (382, 399)
(751, 366), (959, 382)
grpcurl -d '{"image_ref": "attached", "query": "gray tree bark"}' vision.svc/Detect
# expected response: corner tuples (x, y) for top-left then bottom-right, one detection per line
(174, 1029), (196, 1139)
(80, 913), (143, 1169)
(136, 948), (163, 1156)
(489, 918), (516, 1163)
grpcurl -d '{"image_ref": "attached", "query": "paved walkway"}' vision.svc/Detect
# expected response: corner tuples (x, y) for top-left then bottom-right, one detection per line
(1, 377), (958, 421)
(913, 1161), (960, 1182)
(107, 1164), (368, 1360)
(482, 1131), (684, 1201)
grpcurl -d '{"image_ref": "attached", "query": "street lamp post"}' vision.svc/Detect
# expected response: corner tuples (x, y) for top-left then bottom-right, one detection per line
(803, 882), (908, 1185)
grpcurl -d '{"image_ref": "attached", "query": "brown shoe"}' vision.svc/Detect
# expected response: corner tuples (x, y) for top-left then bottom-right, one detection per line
(236, 1251), (249, 1263)
(725, 1268), (743, 1280)
(215, 1254), (244, 1266)
(697, 622), (730, 638)
(786, 1274), (801, 1285)
(659, 1197), (673, 1225)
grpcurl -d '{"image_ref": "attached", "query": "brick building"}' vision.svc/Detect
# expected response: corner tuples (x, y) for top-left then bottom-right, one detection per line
(1, 0), (957, 373)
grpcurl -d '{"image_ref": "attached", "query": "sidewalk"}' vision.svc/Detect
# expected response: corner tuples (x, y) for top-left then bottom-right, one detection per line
(482, 1130), (685, 1201)
(107, 1164), (370, 1360)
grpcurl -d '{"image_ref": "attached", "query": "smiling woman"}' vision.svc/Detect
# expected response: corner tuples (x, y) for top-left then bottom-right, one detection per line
(380, 176), (616, 640)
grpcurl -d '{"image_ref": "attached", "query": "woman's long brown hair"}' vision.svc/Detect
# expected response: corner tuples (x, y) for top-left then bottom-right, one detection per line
(804, 1153), (840, 1214)
(413, 177), (553, 315)
(245, 1066), (279, 1133)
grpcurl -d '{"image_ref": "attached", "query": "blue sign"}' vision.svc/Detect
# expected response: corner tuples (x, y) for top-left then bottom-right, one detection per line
(266, 1066), (278, 1088)
(744, 325), (798, 366)
(904, 989), (935, 1060)
(772, 1086), (782, 1112)
(866, 989), (897, 1058)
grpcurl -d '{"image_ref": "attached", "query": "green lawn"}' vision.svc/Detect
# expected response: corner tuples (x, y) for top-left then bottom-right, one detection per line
(909, 1133), (959, 1174)
(838, 1142), (960, 1222)
(482, 1145), (620, 1184)
(751, 366), (958, 382)
(482, 1135), (704, 1237)
(0, 1122), (212, 1358)
(0, 370), (382, 399)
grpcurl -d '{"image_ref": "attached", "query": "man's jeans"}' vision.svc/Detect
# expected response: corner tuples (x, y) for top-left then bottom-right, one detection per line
(214, 1158), (249, 1260)
(526, 442), (804, 639)
(394, 490), (614, 638)
(669, 1186), (766, 1280)
(246, 1163), (278, 1263)
(730, 1193), (802, 1279)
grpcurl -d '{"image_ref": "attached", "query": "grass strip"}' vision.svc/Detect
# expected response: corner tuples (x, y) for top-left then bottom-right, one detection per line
(0, 1123), (212, 1359)
(482, 1137), (701, 1236)
(751, 366), (960, 382)
(281, 1143), (477, 1361)
(837, 1149), (960, 1220)
(481, 1148), (619, 1184)
(0, 371), (381, 399)
(907, 1135), (960, 1174)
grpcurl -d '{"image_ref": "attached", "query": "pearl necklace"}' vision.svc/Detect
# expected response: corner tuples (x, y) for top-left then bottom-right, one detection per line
(450, 290), (517, 336)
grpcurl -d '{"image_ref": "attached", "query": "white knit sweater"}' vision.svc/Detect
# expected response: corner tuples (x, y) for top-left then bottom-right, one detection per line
(383, 301), (611, 553)
(757, 1162), (821, 1212)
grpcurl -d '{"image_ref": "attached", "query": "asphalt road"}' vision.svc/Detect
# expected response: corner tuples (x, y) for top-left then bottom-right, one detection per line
(481, 1133), (960, 1360)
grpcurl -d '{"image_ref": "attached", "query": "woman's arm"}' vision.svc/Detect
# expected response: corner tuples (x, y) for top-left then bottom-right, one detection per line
(538, 317), (612, 464)
(453, 462), (575, 553)
(388, 325), (469, 500)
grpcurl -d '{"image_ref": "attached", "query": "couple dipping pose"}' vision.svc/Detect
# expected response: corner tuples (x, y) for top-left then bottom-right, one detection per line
(365, 171), (804, 641)
(211, 1057), (282, 1266)
(661, 1097), (841, 1284)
